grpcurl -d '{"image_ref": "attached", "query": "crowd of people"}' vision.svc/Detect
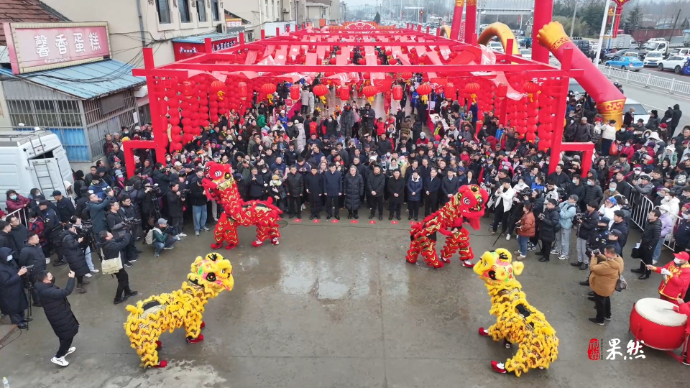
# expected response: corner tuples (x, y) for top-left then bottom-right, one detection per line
(1, 75), (690, 366)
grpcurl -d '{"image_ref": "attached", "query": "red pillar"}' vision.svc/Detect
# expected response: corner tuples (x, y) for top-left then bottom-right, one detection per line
(450, 0), (465, 41)
(613, 7), (623, 37)
(464, 0), (477, 44)
(531, 0), (554, 63)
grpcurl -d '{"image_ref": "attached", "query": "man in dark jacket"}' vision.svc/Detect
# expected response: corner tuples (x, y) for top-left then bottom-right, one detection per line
(547, 165), (570, 189)
(0, 221), (17, 255)
(368, 165), (386, 220)
(584, 176), (603, 207)
(188, 174), (209, 236)
(285, 165), (304, 219)
(0, 247), (29, 329)
(18, 233), (45, 306)
(671, 104), (683, 135)
(34, 270), (79, 367)
(61, 225), (89, 293)
(323, 164), (342, 220)
(7, 215), (28, 252)
(360, 104), (376, 136)
(40, 201), (66, 267)
(610, 210), (629, 250)
(613, 172), (632, 200)
(424, 168), (441, 216)
(387, 169), (405, 220)
(52, 191), (76, 223)
(537, 199), (560, 262)
(344, 165), (364, 219)
(86, 192), (112, 236)
(574, 201), (600, 269)
(441, 168), (460, 206)
(631, 208), (662, 279)
(305, 165), (324, 219)
(152, 164), (172, 195)
(166, 183), (186, 236)
(248, 166), (265, 200)
(567, 175), (586, 212)
(98, 231), (138, 304)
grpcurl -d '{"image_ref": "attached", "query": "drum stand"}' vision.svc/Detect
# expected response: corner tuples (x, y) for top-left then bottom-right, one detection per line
(667, 333), (690, 366)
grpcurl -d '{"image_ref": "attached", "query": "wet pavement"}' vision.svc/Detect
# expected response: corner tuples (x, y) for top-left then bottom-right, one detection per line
(0, 217), (688, 388)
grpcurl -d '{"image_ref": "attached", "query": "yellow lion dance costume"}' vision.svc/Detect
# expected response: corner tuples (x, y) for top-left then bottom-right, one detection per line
(474, 249), (559, 376)
(123, 253), (234, 368)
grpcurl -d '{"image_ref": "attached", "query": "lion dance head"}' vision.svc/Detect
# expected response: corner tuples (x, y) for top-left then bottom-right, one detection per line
(473, 248), (524, 287)
(189, 253), (234, 295)
(451, 185), (489, 230)
(204, 161), (235, 190)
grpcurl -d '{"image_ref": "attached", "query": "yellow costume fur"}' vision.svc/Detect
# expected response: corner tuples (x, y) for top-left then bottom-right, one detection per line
(123, 253), (234, 368)
(473, 248), (559, 376)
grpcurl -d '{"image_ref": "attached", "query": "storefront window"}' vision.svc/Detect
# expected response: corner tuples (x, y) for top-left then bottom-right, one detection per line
(212, 0), (220, 21)
(156, 0), (171, 24)
(7, 99), (83, 128)
(178, 0), (191, 23)
(196, 0), (207, 22)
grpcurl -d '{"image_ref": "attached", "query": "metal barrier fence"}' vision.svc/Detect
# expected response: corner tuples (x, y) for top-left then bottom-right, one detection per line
(597, 64), (690, 97)
(626, 189), (678, 252)
(5, 206), (30, 226)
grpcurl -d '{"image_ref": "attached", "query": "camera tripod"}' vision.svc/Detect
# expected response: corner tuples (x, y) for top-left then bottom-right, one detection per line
(23, 273), (36, 331)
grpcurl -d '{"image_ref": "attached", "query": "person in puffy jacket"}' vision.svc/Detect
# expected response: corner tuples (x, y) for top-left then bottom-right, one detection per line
(323, 164), (342, 220)
(344, 165), (364, 219)
(61, 225), (89, 294)
(588, 246), (624, 325)
(387, 170), (405, 220)
(407, 170), (423, 221)
(5, 190), (30, 214)
(537, 199), (560, 262)
(367, 165), (386, 220)
(575, 201), (600, 269)
(652, 205), (675, 264)
(556, 196), (578, 261)
(424, 168), (441, 216)
(516, 203), (536, 259)
(34, 270), (79, 367)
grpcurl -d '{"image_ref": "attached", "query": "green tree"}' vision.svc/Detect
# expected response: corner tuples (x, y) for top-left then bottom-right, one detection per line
(681, 18), (690, 30)
(580, 2), (606, 36)
(623, 5), (643, 33)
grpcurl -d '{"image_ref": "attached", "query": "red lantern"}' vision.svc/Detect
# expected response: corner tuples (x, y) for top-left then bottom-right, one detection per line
(358, 58), (366, 65)
(444, 83), (456, 99)
(209, 80), (225, 93)
(261, 83), (277, 97)
(313, 84), (329, 97)
(416, 83), (432, 96)
(495, 83), (508, 98)
(523, 81), (539, 93)
(338, 86), (350, 101)
(362, 85), (378, 99)
(392, 85), (403, 101)
(465, 82), (480, 94)
(169, 117), (180, 126)
(238, 82), (247, 100)
(290, 84), (301, 100)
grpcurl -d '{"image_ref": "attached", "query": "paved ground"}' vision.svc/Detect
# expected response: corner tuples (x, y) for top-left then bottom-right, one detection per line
(0, 216), (688, 388)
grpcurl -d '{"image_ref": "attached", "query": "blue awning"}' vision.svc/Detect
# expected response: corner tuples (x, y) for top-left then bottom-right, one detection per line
(0, 59), (145, 100)
(172, 30), (243, 44)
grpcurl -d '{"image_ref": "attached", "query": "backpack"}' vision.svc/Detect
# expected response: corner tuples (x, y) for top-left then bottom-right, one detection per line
(145, 229), (154, 245)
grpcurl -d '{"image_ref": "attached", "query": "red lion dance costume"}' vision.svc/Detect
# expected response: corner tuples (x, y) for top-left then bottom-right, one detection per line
(201, 162), (282, 249)
(406, 185), (489, 268)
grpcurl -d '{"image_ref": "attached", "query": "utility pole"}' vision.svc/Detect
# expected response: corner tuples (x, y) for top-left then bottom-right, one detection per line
(669, 8), (681, 44)
(570, 2), (578, 37)
(595, 0), (612, 65)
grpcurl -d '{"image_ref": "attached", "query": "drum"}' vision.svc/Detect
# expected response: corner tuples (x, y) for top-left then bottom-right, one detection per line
(629, 298), (688, 351)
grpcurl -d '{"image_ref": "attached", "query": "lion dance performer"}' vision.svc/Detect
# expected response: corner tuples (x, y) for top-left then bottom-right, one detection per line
(202, 162), (282, 249)
(474, 249), (559, 376)
(406, 185), (488, 269)
(123, 253), (234, 368)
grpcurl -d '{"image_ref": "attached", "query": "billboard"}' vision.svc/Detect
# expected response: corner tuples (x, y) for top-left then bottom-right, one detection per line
(3, 22), (111, 74)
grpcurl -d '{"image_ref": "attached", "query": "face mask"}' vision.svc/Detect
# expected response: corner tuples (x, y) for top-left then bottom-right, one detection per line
(598, 225), (607, 230)
(572, 179), (577, 184)
(657, 192), (663, 196)
(6, 255), (12, 262)
(609, 185), (616, 190)
(634, 170), (641, 175)
(674, 259), (684, 265)
(587, 181), (594, 186)
(684, 214), (690, 220)
(9, 194), (17, 200)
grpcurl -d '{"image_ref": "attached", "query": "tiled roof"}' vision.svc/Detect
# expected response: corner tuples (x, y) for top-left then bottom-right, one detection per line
(0, 0), (67, 45)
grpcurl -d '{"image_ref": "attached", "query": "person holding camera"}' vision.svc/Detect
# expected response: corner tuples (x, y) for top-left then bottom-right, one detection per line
(0, 247), (29, 329)
(98, 230), (138, 304)
(106, 201), (136, 267)
(556, 195), (578, 261)
(69, 216), (98, 276)
(166, 182), (187, 238)
(536, 199), (560, 262)
(61, 224), (90, 294)
(34, 269), (79, 366)
(86, 191), (113, 236)
(515, 202), (536, 260)
(151, 218), (179, 257)
(18, 233), (46, 306)
(574, 201), (600, 270)
(489, 179), (515, 237)
(588, 246), (624, 325)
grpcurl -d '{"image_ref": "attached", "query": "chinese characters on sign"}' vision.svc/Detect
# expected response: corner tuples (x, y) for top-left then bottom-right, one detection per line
(3, 22), (111, 74)
(212, 41), (236, 52)
(588, 338), (646, 361)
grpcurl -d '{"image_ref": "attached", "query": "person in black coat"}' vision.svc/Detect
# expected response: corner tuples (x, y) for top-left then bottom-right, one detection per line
(61, 225), (89, 293)
(610, 210), (629, 250)
(323, 164), (342, 220)
(39, 201), (67, 267)
(86, 192), (112, 236)
(441, 169), (460, 206)
(631, 208), (662, 279)
(537, 199), (560, 262)
(52, 191), (76, 223)
(0, 221), (17, 255)
(424, 168), (441, 216)
(368, 165), (386, 220)
(305, 166), (324, 219)
(574, 201), (600, 269)
(34, 270), (79, 366)
(285, 166), (304, 219)
(7, 215), (28, 253)
(387, 170), (405, 220)
(344, 165), (364, 219)
(567, 175), (586, 212)
(152, 164), (172, 195)
(0, 247), (29, 329)
(166, 183), (186, 236)
(18, 233), (46, 306)
(98, 231), (138, 304)
(248, 166), (265, 200)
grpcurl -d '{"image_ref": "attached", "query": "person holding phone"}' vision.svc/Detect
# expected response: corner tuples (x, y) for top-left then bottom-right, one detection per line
(34, 269), (79, 367)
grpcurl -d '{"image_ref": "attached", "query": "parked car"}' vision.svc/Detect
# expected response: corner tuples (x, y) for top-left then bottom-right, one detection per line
(625, 99), (651, 124)
(573, 39), (591, 55)
(605, 56), (644, 71)
(520, 49), (532, 59)
(657, 55), (687, 74)
(668, 48), (690, 57)
(604, 49), (639, 61)
(642, 52), (664, 67)
(488, 41), (504, 54)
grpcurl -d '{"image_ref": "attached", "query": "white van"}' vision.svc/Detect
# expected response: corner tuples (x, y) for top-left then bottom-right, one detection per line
(0, 130), (73, 213)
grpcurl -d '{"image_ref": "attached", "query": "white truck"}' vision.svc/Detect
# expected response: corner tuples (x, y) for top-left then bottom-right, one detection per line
(639, 39), (686, 59)
(0, 130), (73, 213)
(603, 34), (636, 49)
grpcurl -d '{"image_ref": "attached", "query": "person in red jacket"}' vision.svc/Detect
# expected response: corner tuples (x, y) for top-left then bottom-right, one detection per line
(375, 117), (386, 138)
(672, 298), (690, 366)
(646, 252), (690, 305)
(5, 190), (31, 214)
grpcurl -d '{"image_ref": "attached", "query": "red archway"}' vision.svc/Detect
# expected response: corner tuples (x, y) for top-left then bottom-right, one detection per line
(130, 22), (589, 178)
